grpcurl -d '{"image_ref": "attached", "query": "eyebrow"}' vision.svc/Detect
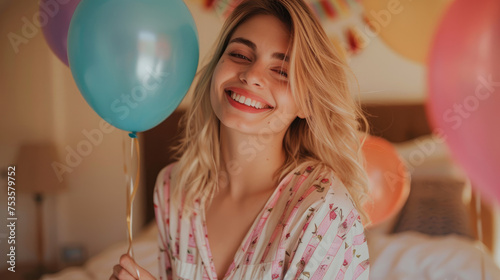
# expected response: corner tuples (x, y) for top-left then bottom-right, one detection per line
(229, 37), (289, 62)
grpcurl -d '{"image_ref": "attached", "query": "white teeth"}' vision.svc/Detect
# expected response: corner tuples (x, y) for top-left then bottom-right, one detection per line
(227, 89), (270, 109)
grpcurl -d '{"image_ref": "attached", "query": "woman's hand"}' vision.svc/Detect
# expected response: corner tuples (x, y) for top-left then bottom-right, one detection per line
(110, 254), (156, 280)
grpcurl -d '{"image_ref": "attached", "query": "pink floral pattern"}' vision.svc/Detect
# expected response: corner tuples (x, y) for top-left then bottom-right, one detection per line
(154, 163), (369, 280)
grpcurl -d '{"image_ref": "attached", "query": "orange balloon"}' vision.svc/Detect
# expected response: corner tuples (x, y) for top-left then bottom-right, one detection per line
(362, 136), (410, 228)
(361, 0), (452, 64)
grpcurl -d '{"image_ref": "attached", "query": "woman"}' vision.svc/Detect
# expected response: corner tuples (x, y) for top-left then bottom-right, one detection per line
(111, 0), (370, 279)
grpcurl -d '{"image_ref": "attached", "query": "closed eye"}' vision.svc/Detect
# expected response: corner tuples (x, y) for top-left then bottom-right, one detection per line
(229, 52), (250, 61)
(273, 69), (288, 78)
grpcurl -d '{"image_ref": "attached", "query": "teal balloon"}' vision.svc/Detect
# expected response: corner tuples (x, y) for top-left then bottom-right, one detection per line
(68, 0), (198, 132)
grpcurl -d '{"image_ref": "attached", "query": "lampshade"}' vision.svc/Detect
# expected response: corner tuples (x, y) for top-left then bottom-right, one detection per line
(15, 143), (67, 194)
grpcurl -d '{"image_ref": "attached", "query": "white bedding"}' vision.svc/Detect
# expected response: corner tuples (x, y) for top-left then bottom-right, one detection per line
(41, 222), (500, 280)
(366, 230), (500, 280)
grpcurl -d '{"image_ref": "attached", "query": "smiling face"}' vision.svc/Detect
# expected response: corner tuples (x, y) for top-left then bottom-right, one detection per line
(210, 14), (303, 136)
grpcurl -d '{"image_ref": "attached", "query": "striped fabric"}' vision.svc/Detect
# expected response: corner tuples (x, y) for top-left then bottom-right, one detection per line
(154, 162), (369, 280)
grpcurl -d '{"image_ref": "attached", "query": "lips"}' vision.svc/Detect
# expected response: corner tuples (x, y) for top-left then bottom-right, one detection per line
(224, 87), (274, 110)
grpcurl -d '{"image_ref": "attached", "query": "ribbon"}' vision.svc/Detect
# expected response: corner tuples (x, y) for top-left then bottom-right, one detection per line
(123, 132), (142, 278)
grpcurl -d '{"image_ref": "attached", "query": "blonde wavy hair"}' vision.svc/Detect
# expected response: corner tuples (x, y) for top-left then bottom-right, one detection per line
(170, 0), (370, 223)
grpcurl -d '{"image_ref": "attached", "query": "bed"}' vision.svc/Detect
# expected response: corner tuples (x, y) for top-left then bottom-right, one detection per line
(41, 104), (500, 280)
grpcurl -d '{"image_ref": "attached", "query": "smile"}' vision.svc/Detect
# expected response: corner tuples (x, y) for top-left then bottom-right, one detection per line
(225, 90), (273, 109)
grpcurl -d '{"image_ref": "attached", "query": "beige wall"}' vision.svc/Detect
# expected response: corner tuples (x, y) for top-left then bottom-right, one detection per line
(1, 0), (58, 267)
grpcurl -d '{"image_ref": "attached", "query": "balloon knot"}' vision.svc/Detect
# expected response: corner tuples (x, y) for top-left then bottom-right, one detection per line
(129, 132), (137, 138)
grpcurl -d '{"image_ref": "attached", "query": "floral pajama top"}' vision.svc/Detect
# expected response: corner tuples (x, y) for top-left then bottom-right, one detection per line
(153, 162), (369, 280)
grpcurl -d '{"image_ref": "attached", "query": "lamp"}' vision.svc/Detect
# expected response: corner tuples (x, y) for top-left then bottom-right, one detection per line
(15, 142), (66, 277)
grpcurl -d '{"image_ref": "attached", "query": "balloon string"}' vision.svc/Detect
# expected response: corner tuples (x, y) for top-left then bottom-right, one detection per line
(124, 133), (142, 279)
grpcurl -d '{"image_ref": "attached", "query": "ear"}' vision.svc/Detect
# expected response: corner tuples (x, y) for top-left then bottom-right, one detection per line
(297, 108), (308, 119)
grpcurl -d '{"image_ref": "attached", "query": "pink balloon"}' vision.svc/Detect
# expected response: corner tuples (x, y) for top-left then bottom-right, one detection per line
(427, 0), (500, 203)
(40, 0), (81, 66)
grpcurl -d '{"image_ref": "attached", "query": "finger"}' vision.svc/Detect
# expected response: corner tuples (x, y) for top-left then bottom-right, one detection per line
(118, 254), (156, 279)
(112, 264), (136, 280)
(119, 254), (140, 279)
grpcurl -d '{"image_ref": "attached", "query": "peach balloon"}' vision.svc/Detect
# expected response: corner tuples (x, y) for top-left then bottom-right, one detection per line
(362, 136), (410, 228)
(362, 0), (452, 64)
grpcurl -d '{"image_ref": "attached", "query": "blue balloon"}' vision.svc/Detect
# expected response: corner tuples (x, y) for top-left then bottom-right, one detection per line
(68, 0), (198, 132)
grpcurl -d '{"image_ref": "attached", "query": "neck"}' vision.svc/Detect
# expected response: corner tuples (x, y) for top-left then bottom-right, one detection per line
(218, 124), (286, 200)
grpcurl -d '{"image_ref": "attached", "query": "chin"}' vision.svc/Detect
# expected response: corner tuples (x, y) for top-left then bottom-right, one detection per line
(219, 117), (261, 135)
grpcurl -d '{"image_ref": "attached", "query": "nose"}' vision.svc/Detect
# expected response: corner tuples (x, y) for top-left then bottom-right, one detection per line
(239, 63), (264, 88)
